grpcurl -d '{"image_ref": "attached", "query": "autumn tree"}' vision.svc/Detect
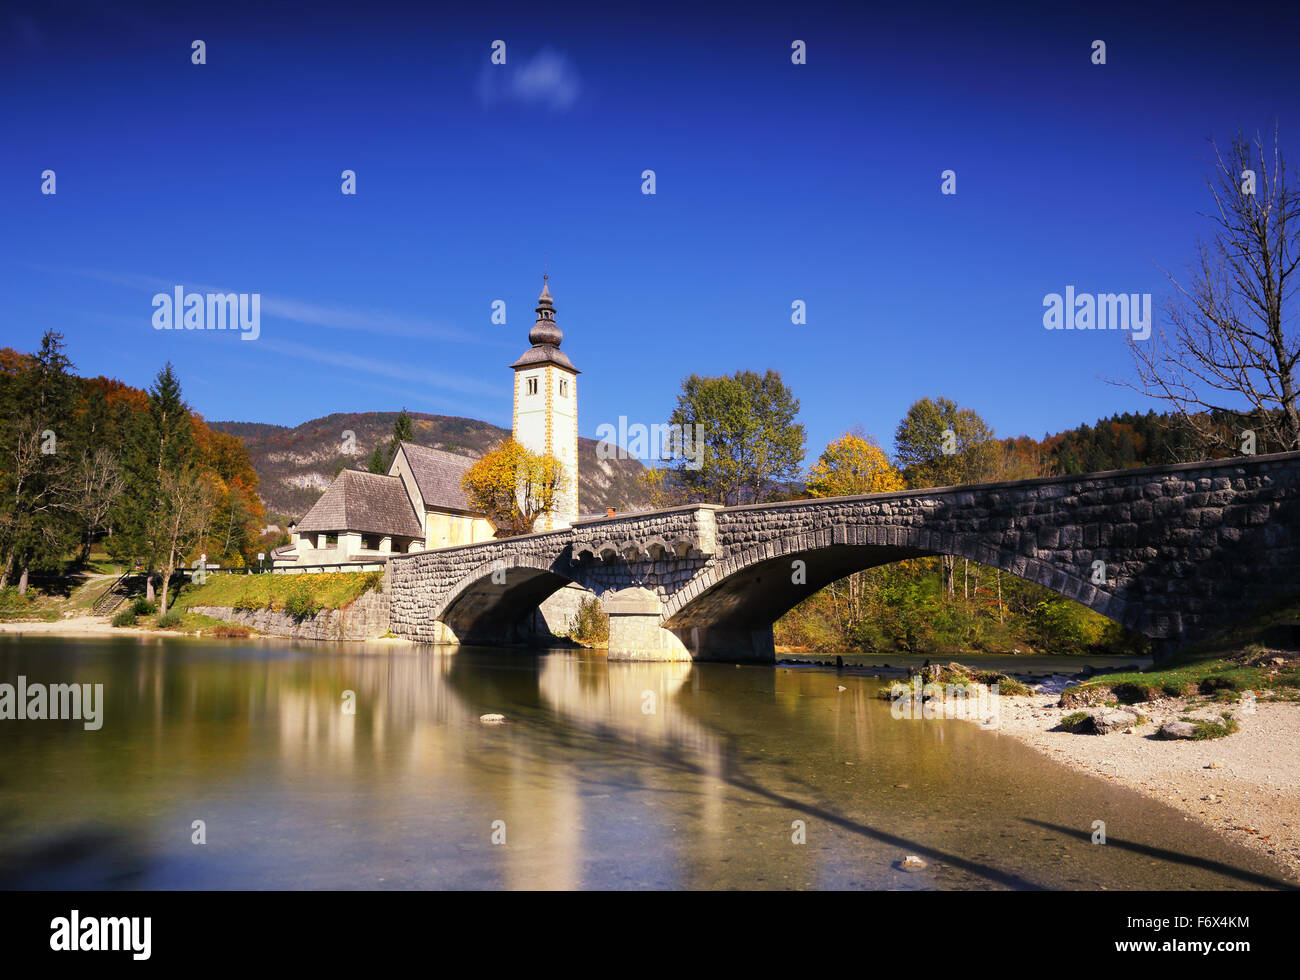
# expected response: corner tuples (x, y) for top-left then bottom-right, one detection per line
(806, 429), (904, 497)
(194, 422), (266, 565)
(666, 369), (805, 505)
(1127, 127), (1300, 455)
(805, 429), (904, 629)
(461, 439), (565, 537)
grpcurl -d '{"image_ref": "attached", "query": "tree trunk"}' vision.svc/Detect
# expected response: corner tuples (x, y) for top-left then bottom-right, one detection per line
(17, 559), (29, 595)
(0, 551), (12, 590)
(160, 555), (176, 613)
(146, 573), (156, 603)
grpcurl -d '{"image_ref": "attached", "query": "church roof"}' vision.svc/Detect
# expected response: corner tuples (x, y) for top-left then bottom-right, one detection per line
(511, 344), (579, 372)
(295, 469), (423, 537)
(396, 442), (479, 514)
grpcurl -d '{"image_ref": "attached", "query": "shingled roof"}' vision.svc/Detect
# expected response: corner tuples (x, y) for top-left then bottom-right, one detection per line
(296, 469), (422, 537)
(396, 442), (479, 514)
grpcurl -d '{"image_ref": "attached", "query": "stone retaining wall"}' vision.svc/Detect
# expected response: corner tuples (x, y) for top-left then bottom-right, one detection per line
(192, 586), (389, 641)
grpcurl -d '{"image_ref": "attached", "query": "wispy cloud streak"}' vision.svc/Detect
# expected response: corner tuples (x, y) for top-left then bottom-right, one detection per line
(49, 267), (500, 345)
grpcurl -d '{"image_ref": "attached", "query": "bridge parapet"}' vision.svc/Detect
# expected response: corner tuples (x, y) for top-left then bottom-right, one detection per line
(571, 504), (721, 561)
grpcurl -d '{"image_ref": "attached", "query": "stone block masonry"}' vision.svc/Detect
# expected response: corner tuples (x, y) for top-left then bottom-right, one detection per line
(192, 586), (390, 641)
(386, 452), (1300, 663)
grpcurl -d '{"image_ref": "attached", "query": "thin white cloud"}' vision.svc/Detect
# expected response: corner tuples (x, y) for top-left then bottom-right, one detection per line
(258, 338), (500, 400)
(50, 267), (502, 346)
(477, 49), (580, 112)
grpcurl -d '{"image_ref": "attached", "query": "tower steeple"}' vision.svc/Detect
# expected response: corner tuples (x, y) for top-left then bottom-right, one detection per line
(511, 274), (579, 530)
(529, 274), (563, 347)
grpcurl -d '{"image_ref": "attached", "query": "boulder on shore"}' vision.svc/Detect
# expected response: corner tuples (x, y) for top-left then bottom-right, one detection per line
(1157, 720), (1198, 740)
(1090, 708), (1140, 734)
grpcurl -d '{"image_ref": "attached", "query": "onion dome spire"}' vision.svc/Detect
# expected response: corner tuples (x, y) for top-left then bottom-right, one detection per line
(529, 274), (563, 347)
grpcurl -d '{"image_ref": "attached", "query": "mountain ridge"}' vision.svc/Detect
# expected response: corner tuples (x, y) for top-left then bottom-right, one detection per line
(208, 410), (648, 521)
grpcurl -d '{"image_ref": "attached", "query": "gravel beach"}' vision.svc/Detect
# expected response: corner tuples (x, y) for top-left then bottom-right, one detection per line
(989, 691), (1300, 883)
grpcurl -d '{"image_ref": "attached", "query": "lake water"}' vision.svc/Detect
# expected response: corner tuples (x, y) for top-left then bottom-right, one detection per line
(0, 634), (1289, 890)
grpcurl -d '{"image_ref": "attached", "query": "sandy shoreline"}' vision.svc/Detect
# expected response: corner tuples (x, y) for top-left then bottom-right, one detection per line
(0, 615), (156, 637)
(0, 615), (416, 644)
(988, 691), (1300, 884)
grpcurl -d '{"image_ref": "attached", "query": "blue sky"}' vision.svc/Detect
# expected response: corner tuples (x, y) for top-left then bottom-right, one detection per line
(3, 0), (1298, 465)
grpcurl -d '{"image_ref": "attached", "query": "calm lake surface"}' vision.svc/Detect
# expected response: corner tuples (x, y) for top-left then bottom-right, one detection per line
(0, 634), (1289, 890)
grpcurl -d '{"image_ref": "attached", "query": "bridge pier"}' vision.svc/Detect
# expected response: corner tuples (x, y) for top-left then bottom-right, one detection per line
(669, 625), (776, 664)
(604, 588), (692, 661)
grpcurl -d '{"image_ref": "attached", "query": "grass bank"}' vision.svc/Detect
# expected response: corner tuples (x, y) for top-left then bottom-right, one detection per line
(172, 571), (383, 616)
(1060, 598), (1300, 708)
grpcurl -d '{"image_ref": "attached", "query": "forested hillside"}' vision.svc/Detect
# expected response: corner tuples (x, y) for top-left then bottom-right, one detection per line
(209, 411), (649, 520)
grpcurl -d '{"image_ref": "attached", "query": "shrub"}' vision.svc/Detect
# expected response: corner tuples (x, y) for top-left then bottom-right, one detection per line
(568, 596), (608, 644)
(1060, 711), (1093, 733)
(1186, 716), (1240, 740)
(156, 608), (183, 629)
(284, 581), (321, 621)
(993, 677), (1032, 696)
(111, 608), (137, 627)
(130, 597), (157, 616)
(1199, 675), (1239, 694)
(1111, 681), (1157, 704)
(233, 593), (262, 612)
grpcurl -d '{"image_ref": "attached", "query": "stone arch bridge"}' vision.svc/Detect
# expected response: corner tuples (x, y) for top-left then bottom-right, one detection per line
(386, 451), (1300, 662)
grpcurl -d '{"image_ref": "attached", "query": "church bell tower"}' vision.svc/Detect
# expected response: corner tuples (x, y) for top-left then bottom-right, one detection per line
(511, 276), (579, 530)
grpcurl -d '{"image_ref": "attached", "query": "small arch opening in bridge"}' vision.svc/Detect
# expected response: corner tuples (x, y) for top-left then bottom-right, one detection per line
(437, 560), (599, 648)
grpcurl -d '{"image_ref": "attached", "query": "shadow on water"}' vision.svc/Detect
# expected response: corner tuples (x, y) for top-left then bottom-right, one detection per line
(0, 826), (151, 890)
(497, 712), (1050, 889)
(1021, 818), (1297, 891)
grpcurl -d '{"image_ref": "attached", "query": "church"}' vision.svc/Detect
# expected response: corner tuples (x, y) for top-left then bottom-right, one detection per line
(275, 278), (580, 567)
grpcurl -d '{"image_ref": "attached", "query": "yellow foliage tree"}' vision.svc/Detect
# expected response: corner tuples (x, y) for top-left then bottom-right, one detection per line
(461, 439), (565, 537)
(806, 431), (903, 497)
(799, 431), (905, 634)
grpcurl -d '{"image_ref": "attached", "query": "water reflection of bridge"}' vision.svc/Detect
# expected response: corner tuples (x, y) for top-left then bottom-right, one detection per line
(6, 638), (1288, 889)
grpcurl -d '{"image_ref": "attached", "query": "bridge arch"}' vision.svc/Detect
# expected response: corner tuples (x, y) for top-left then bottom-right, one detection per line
(660, 522), (1140, 658)
(435, 554), (587, 645)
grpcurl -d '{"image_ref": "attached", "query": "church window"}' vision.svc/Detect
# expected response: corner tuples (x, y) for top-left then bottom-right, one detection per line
(527, 376), (538, 396)
(559, 379), (568, 397)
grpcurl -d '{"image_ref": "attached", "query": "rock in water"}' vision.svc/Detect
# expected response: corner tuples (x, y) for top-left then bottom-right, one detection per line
(479, 713), (506, 725)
